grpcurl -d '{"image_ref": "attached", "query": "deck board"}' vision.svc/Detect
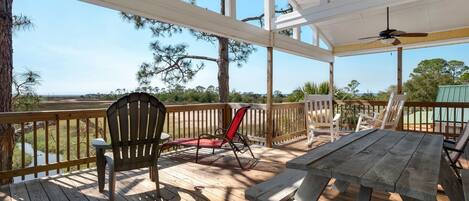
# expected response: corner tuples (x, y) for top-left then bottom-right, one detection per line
(0, 134), (453, 201)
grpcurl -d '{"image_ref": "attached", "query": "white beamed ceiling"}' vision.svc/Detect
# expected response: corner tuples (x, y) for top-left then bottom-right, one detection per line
(291, 0), (469, 47)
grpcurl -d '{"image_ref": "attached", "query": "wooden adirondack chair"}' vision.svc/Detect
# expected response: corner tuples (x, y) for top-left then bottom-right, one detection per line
(355, 92), (406, 132)
(304, 94), (341, 145)
(92, 93), (166, 201)
(444, 121), (469, 179)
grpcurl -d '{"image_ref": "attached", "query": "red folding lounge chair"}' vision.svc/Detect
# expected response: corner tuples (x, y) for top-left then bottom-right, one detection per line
(161, 106), (255, 168)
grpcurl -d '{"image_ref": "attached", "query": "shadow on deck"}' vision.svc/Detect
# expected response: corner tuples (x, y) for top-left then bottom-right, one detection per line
(0, 133), (465, 201)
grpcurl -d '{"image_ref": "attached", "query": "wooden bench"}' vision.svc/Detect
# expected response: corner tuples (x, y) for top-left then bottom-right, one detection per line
(245, 168), (306, 201)
(462, 170), (469, 201)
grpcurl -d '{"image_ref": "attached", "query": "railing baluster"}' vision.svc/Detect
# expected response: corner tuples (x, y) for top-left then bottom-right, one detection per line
(33, 121), (37, 178)
(462, 107), (465, 136)
(178, 112), (181, 139)
(413, 106), (416, 131)
(192, 110), (196, 138)
(440, 107), (443, 136)
(425, 107), (429, 132)
(95, 117), (99, 138)
(172, 112), (176, 139)
(103, 117), (107, 141)
(432, 106), (436, 134)
(209, 109), (213, 134)
(446, 106), (450, 137)
(56, 120), (60, 174)
(45, 120), (49, 176)
(21, 123), (25, 180)
(454, 106), (457, 137)
(76, 119), (80, 170)
(86, 118), (90, 168)
(183, 111), (187, 138)
(166, 113), (170, 135)
(67, 119), (70, 172)
(419, 107), (422, 131)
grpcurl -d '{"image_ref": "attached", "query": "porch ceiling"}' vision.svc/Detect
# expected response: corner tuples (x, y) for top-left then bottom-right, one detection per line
(288, 0), (469, 56)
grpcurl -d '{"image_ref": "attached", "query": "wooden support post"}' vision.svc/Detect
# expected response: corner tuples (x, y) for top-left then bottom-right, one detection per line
(329, 62), (334, 95)
(266, 47), (274, 148)
(264, 0), (274, 148)
(397, 47), (403, 94)
(397, 47), (403, 130)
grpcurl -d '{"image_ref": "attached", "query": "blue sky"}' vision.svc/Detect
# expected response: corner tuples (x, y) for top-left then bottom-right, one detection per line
(13, 0), (469, 95)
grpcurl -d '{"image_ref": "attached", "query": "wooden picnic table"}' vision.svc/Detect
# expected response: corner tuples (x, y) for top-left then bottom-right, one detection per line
(287, 129), (465, 201)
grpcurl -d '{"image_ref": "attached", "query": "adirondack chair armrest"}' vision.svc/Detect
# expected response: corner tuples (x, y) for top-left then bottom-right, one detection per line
(92, 138), (112, 150)
(333, 114), (341, 122)
(358, 113), (376, 120)
(93, 138), (110, 193)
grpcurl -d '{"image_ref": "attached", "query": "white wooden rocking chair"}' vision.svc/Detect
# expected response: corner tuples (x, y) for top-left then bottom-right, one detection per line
(355, 92), (406, 132)
(304, 94), (341, 145)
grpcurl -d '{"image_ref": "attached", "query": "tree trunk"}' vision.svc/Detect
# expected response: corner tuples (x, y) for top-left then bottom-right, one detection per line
(217, 37), (229, 103)
(0, 0), (15, 185)
(217, 0), (230, 103)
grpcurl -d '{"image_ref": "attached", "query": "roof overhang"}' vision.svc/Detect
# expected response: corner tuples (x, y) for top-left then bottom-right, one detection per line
(287, 0), (469, 56)
(79, 0), (334, 62)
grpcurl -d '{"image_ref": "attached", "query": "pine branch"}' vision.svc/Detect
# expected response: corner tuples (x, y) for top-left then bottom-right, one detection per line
(240, 6), (293, 25)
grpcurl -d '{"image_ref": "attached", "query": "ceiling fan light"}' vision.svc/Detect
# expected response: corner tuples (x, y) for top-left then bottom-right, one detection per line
(381, 38), (396, 45)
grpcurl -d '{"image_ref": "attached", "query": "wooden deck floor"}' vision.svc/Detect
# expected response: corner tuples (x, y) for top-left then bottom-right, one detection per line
(0, 133), (466, 201)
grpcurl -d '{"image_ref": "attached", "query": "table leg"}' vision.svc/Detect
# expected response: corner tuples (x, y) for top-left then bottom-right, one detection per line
(356, 186), (373, 201)
(294, 171), (330, 201)
(439, 155), (464, 201)
(333, 180), (350, 193)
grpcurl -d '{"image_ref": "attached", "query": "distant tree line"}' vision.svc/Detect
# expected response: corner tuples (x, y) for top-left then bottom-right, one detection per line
(82, 85), (287, 104)
(287, 59), (469, 102)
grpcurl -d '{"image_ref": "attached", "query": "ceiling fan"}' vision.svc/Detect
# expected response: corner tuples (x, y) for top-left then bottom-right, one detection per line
(358, 7), (428, 45)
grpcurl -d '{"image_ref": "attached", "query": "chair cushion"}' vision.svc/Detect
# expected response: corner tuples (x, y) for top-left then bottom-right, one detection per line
(164, 138), (224, 148)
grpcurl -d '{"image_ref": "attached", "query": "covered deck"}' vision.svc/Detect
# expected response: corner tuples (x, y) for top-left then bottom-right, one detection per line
(2, 0), (469, 200)
(2, 134), (469, 201)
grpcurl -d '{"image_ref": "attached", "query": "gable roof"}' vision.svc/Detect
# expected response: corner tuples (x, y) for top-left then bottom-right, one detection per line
(436, 85), (469, 103)
(434, 85), (469, 122)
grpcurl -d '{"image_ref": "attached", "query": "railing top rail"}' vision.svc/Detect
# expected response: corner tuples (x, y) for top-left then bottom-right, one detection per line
(334, 100), (469, 107)
(0, 103), (228, 124)
(228, 102), (303, 110)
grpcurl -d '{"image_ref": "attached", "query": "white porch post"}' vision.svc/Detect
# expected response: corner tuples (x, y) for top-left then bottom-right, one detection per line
(265, 0), (274, 147)
(224, 0), (236, 19)
(293, 27), (301, 40)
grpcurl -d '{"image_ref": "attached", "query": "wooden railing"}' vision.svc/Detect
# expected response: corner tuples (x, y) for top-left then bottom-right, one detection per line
(3, 100), (468, 182)
(334, 100), (469, 137)
(0, 102), (305, 182)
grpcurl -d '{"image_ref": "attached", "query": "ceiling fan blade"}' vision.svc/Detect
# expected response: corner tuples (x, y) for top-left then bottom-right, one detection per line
(359, 36), (381, 40)
(392, 38), (401, 45)
(396, 33), (428, 37)
(390, 30), (406, 36)
(365, 39), (381, 45)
